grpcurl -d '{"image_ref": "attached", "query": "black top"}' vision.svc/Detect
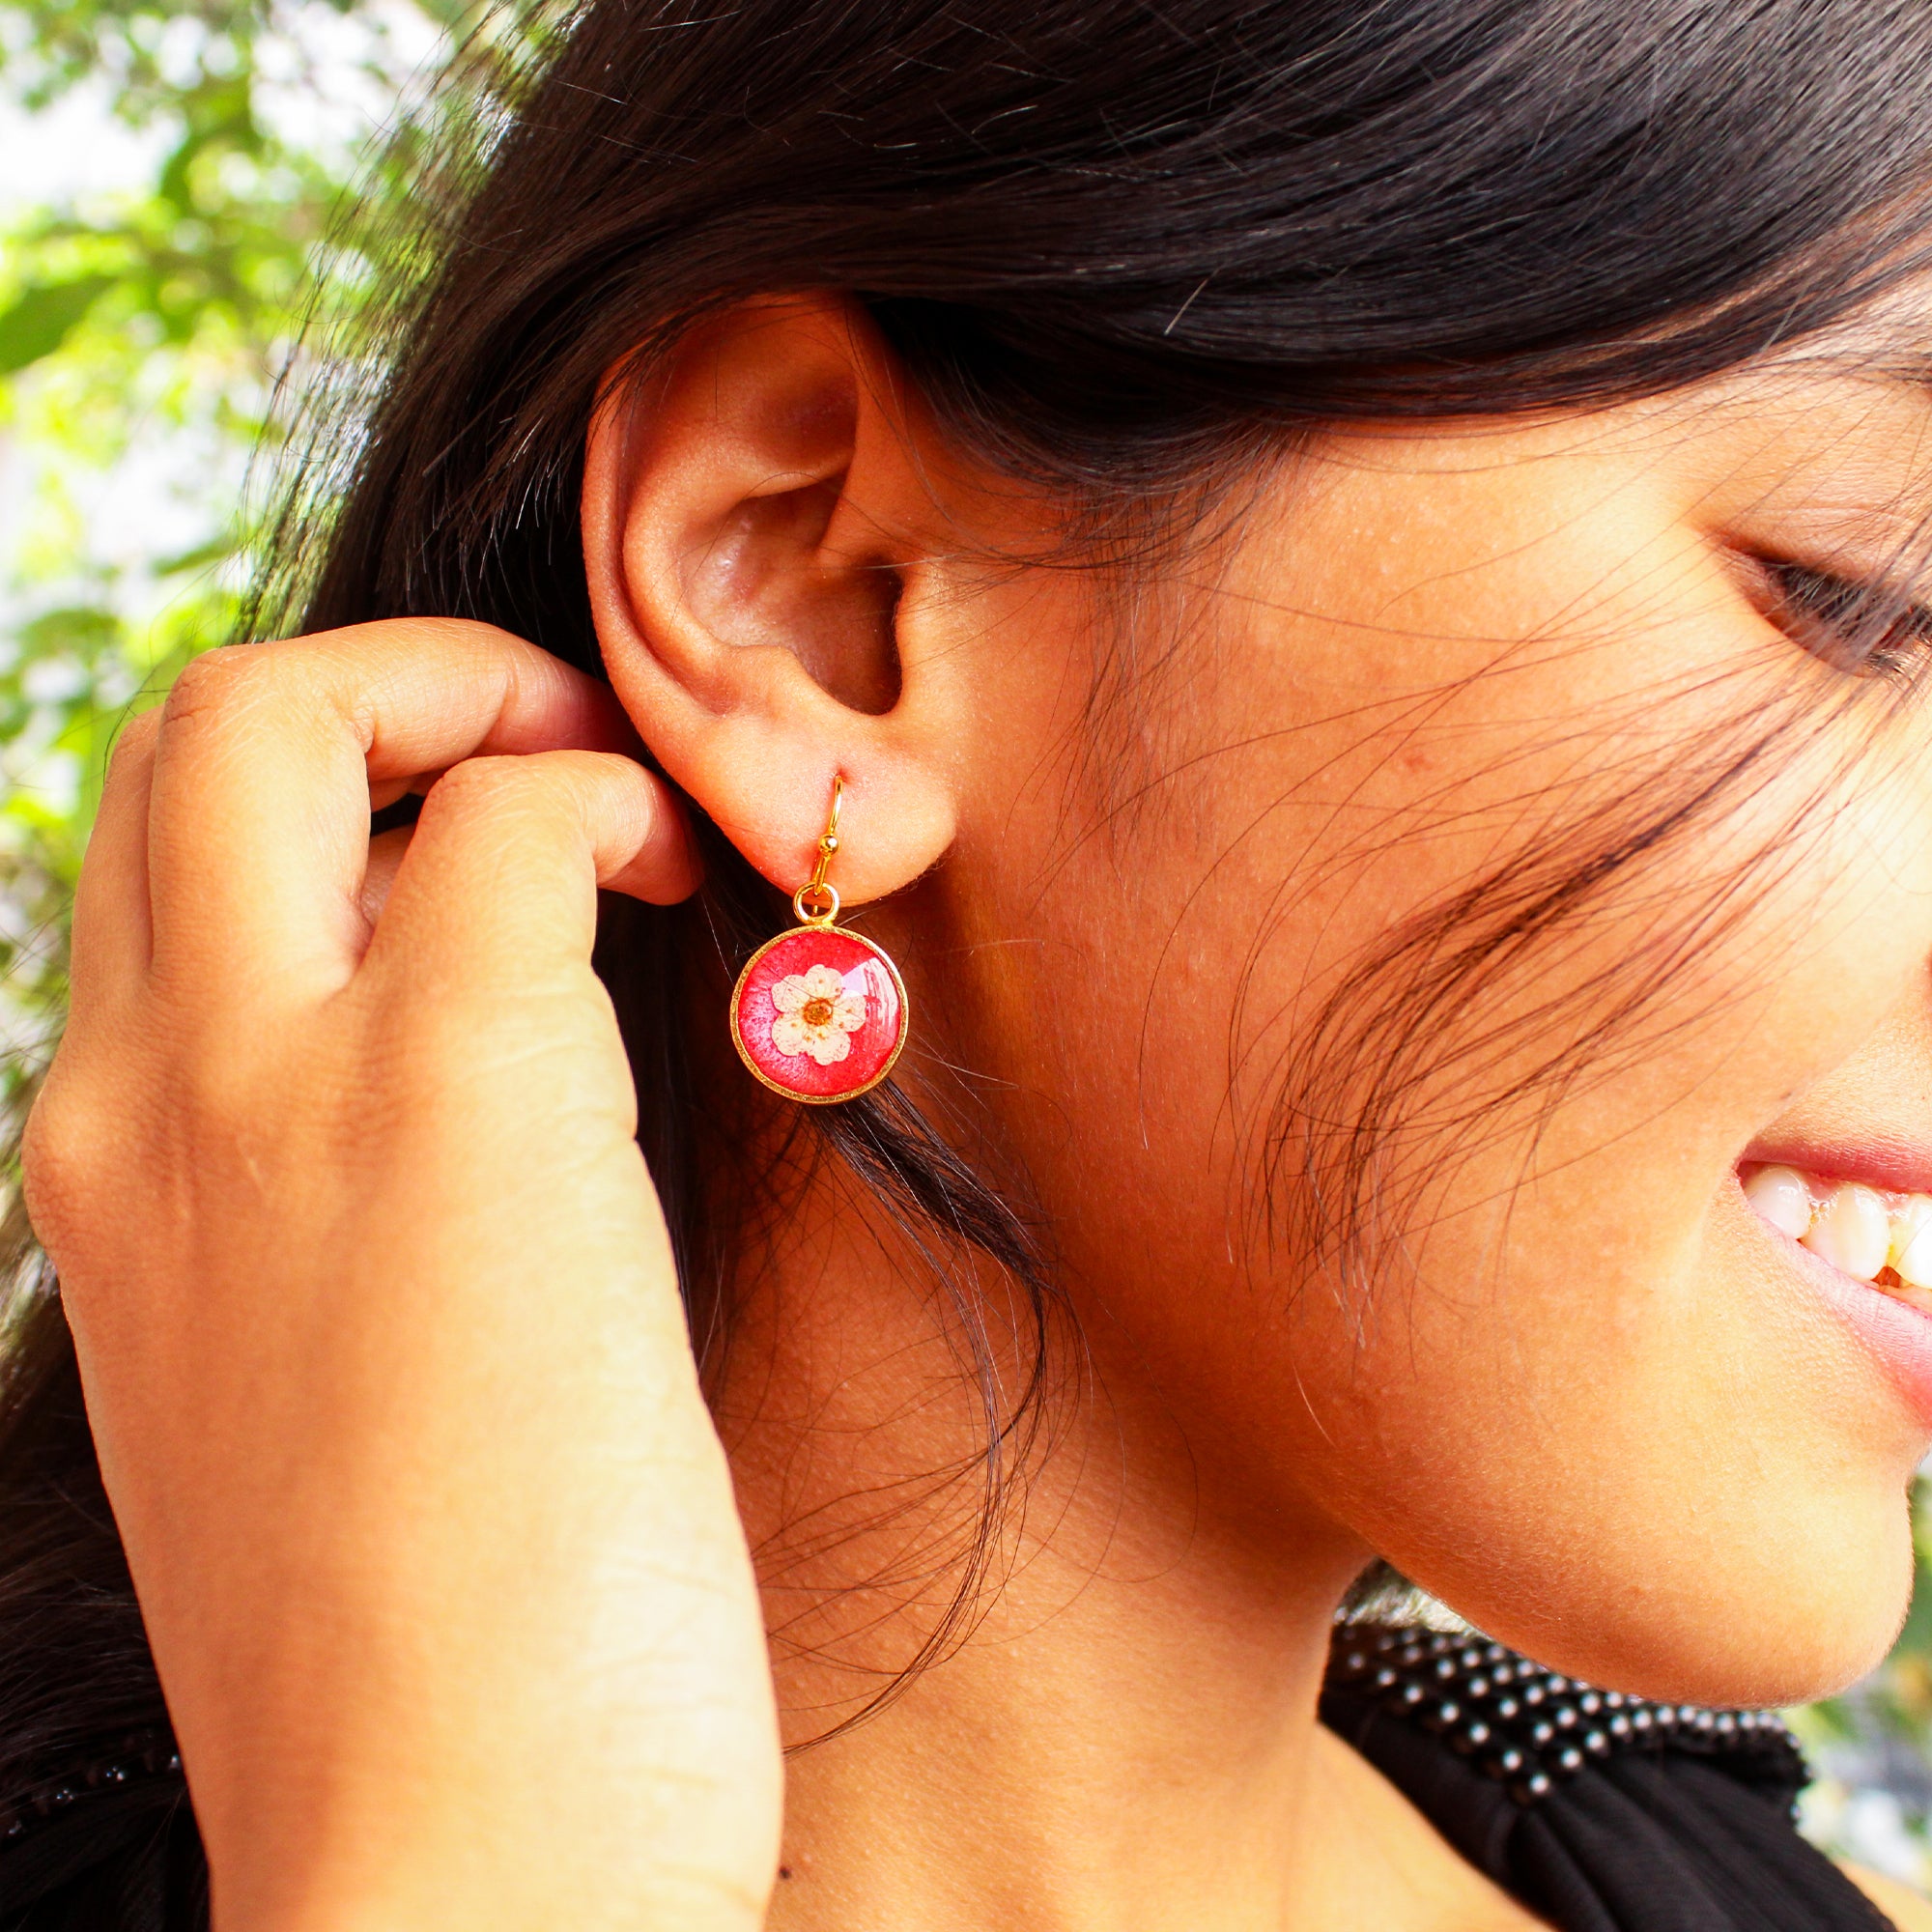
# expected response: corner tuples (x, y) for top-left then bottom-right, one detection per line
(0, 1624), (1904, 1929)
(1321, 1623), (1898, 1930)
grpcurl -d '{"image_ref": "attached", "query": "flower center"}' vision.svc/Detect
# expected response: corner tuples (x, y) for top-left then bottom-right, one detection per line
(802, 996), (837, 1027)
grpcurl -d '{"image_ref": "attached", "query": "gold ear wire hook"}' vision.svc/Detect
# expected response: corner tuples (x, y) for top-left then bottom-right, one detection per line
(807, 775), (843, 897)
(794, 776), (844, 925)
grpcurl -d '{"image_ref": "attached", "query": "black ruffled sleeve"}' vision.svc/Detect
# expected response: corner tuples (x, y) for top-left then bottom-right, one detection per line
(1322, 1624), (1898, 1932)
(0, 1784), (201, 1932)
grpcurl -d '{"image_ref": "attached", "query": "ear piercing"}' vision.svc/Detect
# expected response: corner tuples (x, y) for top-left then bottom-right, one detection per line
(728, 777), (909, 1103)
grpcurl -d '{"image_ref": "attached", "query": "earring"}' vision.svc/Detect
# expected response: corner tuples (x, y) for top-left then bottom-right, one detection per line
(729, 777), (909, 1104)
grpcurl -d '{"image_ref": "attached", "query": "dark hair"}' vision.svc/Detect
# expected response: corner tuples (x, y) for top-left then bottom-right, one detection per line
(6, 0), (1932, 1918)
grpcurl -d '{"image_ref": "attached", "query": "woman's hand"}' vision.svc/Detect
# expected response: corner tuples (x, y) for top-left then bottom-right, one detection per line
(20, 621), (781, 1932)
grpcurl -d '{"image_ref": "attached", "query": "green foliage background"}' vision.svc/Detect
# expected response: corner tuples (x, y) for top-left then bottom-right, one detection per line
(0, 0), (482, 1049)
(0, 0), (1928, 1888)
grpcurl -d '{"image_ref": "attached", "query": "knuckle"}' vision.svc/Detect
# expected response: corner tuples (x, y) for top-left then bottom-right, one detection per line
(19, 1083), (95, 1249)
(158, 644), (257, 727)
(421, 754), (517, 812)
(158, 637), (326, 731)
(421, 753), (564, 820)
(407, 756), (614, 883)
(18, 1094), (65, 1191)
(106, 708), (161, 771)
(360, 614), (521, 657)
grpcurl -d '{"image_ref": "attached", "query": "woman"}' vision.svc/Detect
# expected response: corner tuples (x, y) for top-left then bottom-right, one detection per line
(10, 0), (1932, 1924)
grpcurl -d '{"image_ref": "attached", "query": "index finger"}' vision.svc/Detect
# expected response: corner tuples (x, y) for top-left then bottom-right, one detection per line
(142, 618), (664, 995)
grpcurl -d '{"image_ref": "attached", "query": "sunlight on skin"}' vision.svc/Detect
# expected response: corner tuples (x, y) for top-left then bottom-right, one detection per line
(30, 291), (1932, 1932)
(578, 294), (1932, 1930)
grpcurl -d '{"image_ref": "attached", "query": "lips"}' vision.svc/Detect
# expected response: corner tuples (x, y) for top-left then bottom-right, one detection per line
(1741, 1159), (1932, 1426)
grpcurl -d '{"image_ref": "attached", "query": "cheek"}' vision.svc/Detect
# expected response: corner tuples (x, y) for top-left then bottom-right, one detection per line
(959, 441), (1932, 1707)
(1236, 789), (1932, 1702)
(988, 658), (1932, 1711)
(1289, 1179), (1915, 1701)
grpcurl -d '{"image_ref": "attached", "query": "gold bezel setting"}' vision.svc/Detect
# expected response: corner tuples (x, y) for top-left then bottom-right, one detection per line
(728, 923), (910, 1106)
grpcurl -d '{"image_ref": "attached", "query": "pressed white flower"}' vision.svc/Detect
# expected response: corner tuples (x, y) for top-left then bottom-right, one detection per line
(770, 962), (867, 1065)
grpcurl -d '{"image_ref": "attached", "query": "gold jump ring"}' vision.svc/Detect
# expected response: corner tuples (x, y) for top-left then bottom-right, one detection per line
(793, 880), (840, 925)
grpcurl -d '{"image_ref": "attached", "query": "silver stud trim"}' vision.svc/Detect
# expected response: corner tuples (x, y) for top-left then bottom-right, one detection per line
(1329, 1627), (1800, 1807)
(0, 1730), (183, 1847)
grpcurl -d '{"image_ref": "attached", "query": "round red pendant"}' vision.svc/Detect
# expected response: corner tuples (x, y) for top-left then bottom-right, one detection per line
(729, 923), (908, 1103)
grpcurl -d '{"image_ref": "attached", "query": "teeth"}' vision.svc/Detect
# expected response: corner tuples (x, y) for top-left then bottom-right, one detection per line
(1803, 1181), (1891, 1281)
(1897, 1199), (1932, 1289)
(1744, 1162), (1932, 1299)
(1744, 1164), (1813, 1239)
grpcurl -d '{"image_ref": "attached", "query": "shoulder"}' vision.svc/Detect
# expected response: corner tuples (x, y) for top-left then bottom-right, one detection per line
(1840, 1861), (1932, 1931)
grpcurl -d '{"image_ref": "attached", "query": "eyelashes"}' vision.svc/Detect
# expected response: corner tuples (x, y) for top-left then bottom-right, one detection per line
(1752, 555), (1932, 687)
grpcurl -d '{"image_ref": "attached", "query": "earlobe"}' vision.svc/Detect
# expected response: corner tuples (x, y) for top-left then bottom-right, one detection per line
(581, 294), (960, 904)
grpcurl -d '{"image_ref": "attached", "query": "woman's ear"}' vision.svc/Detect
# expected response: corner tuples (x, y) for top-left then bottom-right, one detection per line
(582, 294), (967, 901)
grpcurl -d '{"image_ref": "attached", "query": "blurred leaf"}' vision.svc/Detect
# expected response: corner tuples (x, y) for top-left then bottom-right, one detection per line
(0, 0), (461, 1051)
(0, 276), (115, 376)
(153, 536), (235, 576)
(14, 606), (120, 652)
